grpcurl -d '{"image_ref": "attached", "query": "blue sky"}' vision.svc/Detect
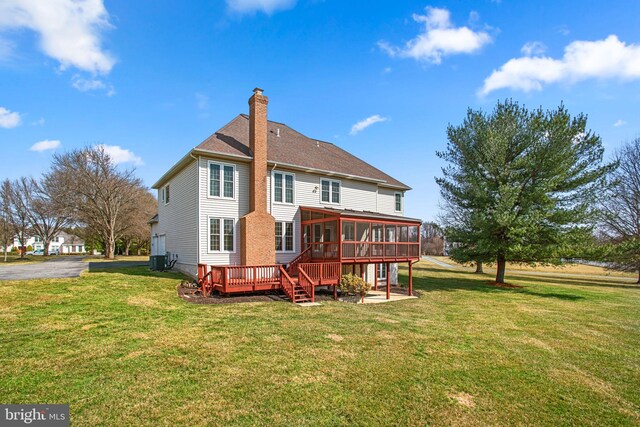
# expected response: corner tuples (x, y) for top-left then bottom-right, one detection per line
(1, 0), (639, 221)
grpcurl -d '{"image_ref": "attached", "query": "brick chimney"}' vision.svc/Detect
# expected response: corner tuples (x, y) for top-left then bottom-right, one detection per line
(240, 88), (276, 265)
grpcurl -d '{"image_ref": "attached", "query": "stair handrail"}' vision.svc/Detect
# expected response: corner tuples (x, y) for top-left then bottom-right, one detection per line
(297, 266), (315, 303)
(287, 246), (312, 275)
(279, 265), (297, 301)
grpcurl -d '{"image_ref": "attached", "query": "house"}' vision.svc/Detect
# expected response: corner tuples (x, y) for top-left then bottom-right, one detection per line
(151, 88), (421, 302)
(9, 231), (86, 254)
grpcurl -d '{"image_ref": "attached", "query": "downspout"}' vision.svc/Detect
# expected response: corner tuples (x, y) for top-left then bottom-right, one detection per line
(190, 152), (200, 269)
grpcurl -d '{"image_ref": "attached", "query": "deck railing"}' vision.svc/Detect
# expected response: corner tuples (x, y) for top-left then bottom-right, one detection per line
(287, 246), (311, 276)
(299, 262), (341, 285)
(297, 268), (315, 303)
(199, 264), (281, 294)
(341, 242), (419, 260)
(279, 266), (297, 301)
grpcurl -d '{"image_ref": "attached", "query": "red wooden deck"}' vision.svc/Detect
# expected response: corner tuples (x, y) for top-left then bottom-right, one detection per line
(198, 261), (342, 303)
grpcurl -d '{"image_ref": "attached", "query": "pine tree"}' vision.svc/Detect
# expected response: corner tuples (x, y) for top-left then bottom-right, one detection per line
(437, 100), (614, 283)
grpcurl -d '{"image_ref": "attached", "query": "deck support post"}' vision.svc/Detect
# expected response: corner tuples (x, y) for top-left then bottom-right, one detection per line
(374, 265), (378, 291)
(386, 262), (390, 300)
(333, 285), (337, 300)
(408, 261), (413, 296)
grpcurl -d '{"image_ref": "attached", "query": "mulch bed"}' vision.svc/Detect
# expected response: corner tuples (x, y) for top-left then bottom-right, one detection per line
(177, 283), (418, 304)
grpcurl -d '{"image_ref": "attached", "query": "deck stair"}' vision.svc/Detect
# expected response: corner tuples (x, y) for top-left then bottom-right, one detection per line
(279, 266), (313, 303)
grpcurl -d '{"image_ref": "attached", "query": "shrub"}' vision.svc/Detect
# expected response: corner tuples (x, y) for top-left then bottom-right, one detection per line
(340, 273), (371, 303)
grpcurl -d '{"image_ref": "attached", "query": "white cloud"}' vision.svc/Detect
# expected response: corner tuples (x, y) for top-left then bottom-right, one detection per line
(0, 0), (115, 74)
(71, 75), (115, 95)
(0, 37), (15, 60)
(350, 115), (388, 135)
(226, 0), (296, 15)
(480, 35), (640, 96)
(521, 41), (546, 56)
(30, 139), (60, 152)
(98, 144), (144, 166)
(31, 117), (45, 126)
(378, 7), (492, 64)
(0, 107), (21, 128)
(613, 119), (627, 127)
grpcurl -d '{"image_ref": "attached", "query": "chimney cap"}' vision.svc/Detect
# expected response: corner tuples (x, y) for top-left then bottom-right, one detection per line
(253, 87), (264, 95)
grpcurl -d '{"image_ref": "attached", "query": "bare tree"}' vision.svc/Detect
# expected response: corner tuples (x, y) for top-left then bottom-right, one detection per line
(13, 177), (71, 256)
(47, 146), (143, 259)
(119, 186), (156, 256)
(3, 180), (31, 257)
(421, 221), (445, 255)
(0, 183), (13, 261)
(599, 138), (640, 283)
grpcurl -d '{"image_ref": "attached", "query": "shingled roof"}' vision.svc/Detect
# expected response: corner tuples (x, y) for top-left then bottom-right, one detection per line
(194, 114), (410, 190)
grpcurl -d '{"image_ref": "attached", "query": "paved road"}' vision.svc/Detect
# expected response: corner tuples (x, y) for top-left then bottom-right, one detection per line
(421, 256), (457, 269)
(0, 256), (87, 281)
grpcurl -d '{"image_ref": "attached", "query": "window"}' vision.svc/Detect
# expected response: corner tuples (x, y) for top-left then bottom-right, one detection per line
(320, 179), (341, 204)
(163, 185), (170, 205)
(377, 263), (387, 280)
(209, 217), (235, 252)
(209, 162), (235, 199)
(275, 221), (294, 252)
(395, 192), (403, 212)
(273, 172), (294, 204)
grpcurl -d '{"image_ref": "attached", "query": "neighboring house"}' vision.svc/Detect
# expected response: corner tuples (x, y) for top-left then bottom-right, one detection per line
(9, 231), (86, 254)
(152, 88), (421, 302)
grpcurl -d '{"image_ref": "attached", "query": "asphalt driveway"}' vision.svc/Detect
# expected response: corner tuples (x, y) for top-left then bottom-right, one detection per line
(0, 256), (88, 280)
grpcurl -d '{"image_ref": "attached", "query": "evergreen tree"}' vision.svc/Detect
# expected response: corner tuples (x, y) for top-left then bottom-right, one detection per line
(437, 100), (614, 283)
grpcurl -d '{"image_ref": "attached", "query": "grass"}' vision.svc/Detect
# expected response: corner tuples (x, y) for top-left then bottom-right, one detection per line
(0, 263), (639, 426)
(429, 255), (637, 278)
(0, 254), (55, 264)
(82, 255), (150, 263)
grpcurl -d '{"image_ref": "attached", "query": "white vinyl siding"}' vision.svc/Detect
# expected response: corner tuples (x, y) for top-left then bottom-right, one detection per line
(208, 161), (235, 199)
(200, 157), (248, 266)
(155, 159), (198, 276)
(377, 187), (403, 216)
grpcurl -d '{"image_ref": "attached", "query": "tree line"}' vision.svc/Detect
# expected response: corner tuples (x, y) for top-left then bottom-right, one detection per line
(0, 146), (156, 260)
(436, 99), (639, 284)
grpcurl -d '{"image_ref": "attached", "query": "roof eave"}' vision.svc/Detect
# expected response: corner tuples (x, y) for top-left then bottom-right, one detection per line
(267, 160), (410, 190)
(152, 150), (197, 189)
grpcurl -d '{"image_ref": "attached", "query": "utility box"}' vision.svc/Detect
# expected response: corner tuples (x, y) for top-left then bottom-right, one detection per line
(150, 255), (166, 271)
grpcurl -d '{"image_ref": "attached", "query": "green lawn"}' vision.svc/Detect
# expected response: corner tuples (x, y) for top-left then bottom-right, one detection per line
(0, 254), (53, 264)
(1, 263), (638, 426)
